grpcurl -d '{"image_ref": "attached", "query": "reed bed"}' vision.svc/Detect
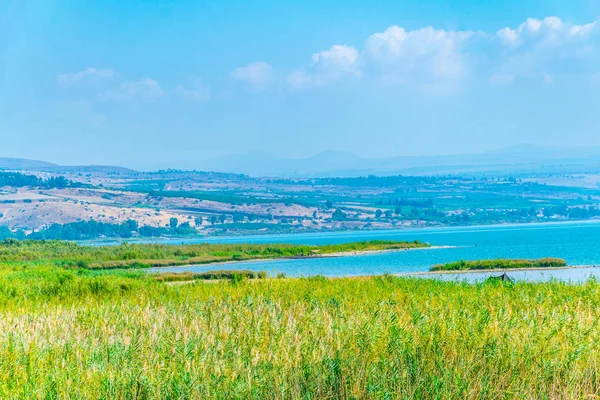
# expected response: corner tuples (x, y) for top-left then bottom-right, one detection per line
(0, 239), (428, 270)
(0, 264), (599, 398)
(431, 257), (567, 271)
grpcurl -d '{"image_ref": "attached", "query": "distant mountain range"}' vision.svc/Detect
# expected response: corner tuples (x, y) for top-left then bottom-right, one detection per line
(0, 158), (137, 174)
(5, 144), (600, 177)
(198, 144), (600, 177)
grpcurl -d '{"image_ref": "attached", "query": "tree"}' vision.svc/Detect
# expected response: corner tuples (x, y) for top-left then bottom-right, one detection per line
(332, 208), (347, 221)
(194, 216), (203, 226)
(210, 215), (217, 225)
(219, 214), (227, 223)
(375, 209), (383, 219)
(325, 200), (333, 209)
(169, 218), (179, 229)
(125, 219), (138, 232)
(175, 222), (195, 235)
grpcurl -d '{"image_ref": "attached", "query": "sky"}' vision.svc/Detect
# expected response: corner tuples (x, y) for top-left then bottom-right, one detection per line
(1, 0), (600, 170)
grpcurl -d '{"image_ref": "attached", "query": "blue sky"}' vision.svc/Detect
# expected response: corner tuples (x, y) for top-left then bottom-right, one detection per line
(1, 0), (600, 169)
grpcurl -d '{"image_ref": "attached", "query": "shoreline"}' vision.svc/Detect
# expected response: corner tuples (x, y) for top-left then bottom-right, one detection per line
(80, 218), (600, 246)
(147, 245), (454, 271)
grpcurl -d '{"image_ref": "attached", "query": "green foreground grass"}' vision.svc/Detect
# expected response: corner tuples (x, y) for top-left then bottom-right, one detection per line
(0, 264), (600, 398)
(0, 239), (428, 270)
(431, 257), (567, 271)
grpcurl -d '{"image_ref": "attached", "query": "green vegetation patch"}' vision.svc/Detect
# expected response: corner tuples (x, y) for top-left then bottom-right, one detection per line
(0, 239), (429, 270)
(431, 257), (567, 271)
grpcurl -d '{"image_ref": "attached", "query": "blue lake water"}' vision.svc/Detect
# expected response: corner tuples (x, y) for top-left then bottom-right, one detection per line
(144, 221), (600, 281)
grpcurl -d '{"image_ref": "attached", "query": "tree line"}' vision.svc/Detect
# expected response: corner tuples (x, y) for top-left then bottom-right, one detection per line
(0, 172), (84, 189)
(0, 219), (197, 241)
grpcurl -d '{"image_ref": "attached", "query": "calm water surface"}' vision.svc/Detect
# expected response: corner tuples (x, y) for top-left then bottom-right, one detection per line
(139, 221), (600, 281)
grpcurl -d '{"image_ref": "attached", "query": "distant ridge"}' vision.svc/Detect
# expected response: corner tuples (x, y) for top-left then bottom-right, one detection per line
(6, 144), (600, 177)
(198, 144), (600, 177)
(43, 165), (138, 174)
(0, 157), (137, 174)
(0, 157), (58, 170)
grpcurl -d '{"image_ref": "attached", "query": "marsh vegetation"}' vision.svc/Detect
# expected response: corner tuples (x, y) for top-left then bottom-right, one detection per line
(0, 264), (598, 398)
(431, 257), (568, 271)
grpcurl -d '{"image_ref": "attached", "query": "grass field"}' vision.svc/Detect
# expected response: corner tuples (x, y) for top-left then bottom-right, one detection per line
(1, 262), (599, 399)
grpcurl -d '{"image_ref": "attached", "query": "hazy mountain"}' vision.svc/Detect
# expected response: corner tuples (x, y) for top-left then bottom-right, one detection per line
(0, 158), (137, 174)
(199, 145), (600, 177)
(6, 144), (600, 177)
(0, 157), (58, 170)
(44, 165), (138, 174)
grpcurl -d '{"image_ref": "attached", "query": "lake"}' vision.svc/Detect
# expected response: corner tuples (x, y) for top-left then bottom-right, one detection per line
(142, 221), (600, 281)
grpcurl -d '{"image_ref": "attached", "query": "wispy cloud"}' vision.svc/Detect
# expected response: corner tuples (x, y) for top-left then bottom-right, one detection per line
(57, 67), (114, 87)
(57, 67), (215, 104)
(230, 62), (274, 88)
(175, 79), (211, 102)
(102, 78), (163, 101)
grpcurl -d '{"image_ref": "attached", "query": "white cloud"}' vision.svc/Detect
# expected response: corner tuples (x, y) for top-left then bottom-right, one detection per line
(569, 22), (597, 38)
(496, 17), (598, 48)
(496, 27), (522, 47)
(287, 45), (360, 88)
(57, 67), (113, 87)
(233, 16), (599, 94)
(522, 18), (543, 34)
(365, 26), (408, 61)
(491, 17), (599, 85)
(311, 45), (360, 73)
(230, 62), (274, 88)
(102, 78), (162, 101)
(365, 26), (473, 80)
(288, 17), (597, 91)
(175, 80), (210, 102)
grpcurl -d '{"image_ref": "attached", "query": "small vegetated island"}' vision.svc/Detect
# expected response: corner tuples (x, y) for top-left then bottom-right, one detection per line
(0, 238), (429, 270)
(431, 257), (567, 271)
